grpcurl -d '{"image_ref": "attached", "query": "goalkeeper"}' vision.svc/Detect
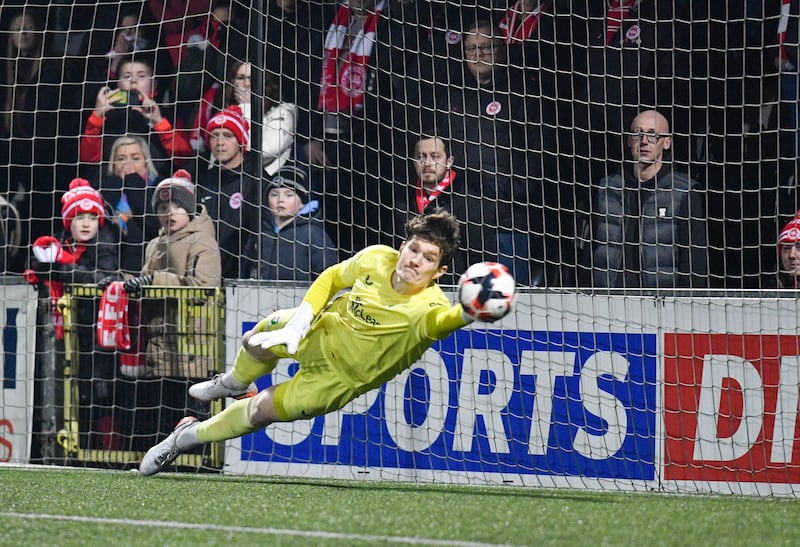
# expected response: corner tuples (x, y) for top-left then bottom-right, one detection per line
(140, 209), (508, 476)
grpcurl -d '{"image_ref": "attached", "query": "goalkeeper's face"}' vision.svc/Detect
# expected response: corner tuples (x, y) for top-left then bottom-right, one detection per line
(394, 237), (447, 294)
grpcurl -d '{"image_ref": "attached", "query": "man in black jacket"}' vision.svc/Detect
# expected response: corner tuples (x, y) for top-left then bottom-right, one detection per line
(434, 19), (553, 287)
(196, 107), (260, 279)
(585, 110), (709, 289)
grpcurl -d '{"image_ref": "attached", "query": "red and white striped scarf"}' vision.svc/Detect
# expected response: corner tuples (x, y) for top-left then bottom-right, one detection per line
(498, 1), (548, 44)
(778, 0), (796, 70)
(97, 281), (131, 351)
(318, 1), (384, 113)
(606, 0), (638, 45)
(416, 170), (456, 213)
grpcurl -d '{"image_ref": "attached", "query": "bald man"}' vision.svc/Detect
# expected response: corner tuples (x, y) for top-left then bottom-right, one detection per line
(585, 109), (709, 289)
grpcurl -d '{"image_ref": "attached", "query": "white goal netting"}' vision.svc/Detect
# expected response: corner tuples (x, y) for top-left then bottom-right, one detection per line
(1, 0), (800, 496)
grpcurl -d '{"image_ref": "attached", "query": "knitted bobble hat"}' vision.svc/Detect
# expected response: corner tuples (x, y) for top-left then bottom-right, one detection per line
(779, 210), (800, 249)
(61, 178), (106, 230)
(152, 169), (196, 214)
(206, 105), (250, 152)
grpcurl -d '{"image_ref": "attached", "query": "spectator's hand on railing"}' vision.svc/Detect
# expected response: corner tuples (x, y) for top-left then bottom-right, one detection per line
(123, 274), (153, 294)
(97, 273), (124, 290)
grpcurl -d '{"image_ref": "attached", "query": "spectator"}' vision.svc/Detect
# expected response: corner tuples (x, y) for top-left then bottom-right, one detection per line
(248, 162), (337, 281)
(121, 169), (222, 378)
(98, 9), (153, 82)
(196, 61), (297, 176)
(79, 53), (193, 180)
(0, 9), (81, 270)
(28, 178), (120, 449)
(297, 0), (420, 255)
(111, 155), (222, 452)
(260, 0), (320, 106)
(497, 0), (552, 74)
(394, 134), (470, 282)
(0, 193), (21, 274)
(96, 135), (163, 273)
(434, 20), (551, 286)
(583, 109), (709, 289)
(173, 1), (246, 129)
(196, 106), (261, 279)
(777, 210), (800, 289)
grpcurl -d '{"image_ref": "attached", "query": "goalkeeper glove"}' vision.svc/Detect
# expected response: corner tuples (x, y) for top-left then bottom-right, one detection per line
(248, 302), (314, 355)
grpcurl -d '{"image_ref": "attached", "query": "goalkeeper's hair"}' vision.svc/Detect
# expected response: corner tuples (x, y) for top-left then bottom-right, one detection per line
(404, 208), (461, 267)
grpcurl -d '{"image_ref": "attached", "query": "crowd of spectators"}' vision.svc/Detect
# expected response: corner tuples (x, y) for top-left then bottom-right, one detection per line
(0, 0), (799, 291)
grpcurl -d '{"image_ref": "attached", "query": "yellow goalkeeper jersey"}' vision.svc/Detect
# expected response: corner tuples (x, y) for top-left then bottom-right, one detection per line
(298, 244), (467, 392)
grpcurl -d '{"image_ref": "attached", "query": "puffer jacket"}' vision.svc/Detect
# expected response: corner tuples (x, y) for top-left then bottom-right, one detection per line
(590, 166), (709, 288)
(253, 204), (338, 281)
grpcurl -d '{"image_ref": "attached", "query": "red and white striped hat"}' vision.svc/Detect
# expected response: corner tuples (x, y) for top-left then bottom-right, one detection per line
(779, 210), (800, 247)
(61, 178), (105, 230)
(206, 105), (250, 153)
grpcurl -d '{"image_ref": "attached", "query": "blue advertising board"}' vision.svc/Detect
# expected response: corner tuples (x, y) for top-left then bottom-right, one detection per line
(238, 326), (657, 481)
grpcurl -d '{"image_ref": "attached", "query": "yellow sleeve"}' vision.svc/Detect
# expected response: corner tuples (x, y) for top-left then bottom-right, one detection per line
(300, 258), (353, 314)
(426, 303), (470, 340)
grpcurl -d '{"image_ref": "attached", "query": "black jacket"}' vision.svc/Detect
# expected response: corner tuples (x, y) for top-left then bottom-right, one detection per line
(435, 67), (543, 233)
(252, 206), (338, 281)
(588, 166), (709, 289)
(196, 154), (261, 279)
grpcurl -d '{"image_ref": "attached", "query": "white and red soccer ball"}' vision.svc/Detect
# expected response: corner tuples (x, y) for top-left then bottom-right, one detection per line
(457, 262), (517, 322)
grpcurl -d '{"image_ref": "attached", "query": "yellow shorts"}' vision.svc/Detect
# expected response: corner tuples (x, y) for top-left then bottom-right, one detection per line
(255, 308), (362, 422)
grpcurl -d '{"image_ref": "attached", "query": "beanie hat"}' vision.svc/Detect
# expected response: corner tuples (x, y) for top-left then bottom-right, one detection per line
(152, 169), (196, 214)
(206, 105), (250, 153)
(61, 178), (106, 230)
(269, 163), (310, 203)
(779, 210), (800, 248)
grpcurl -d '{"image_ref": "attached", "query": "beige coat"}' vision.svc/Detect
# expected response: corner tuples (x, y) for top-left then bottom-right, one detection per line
(140, 206), (223, 377)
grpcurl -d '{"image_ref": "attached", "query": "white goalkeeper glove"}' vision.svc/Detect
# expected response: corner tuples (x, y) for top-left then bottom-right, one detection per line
(248, 302), (314, 355)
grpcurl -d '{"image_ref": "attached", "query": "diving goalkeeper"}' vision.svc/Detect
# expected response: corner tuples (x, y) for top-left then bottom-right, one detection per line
(140, 209), (508, 476)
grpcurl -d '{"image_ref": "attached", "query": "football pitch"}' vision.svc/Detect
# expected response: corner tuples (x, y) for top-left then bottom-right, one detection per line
(1, 467), (798, 546)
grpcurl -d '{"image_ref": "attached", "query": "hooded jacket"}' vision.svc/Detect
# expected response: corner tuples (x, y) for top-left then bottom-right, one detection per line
(141, 204), (221, 287)
(254, 203), (338, 281)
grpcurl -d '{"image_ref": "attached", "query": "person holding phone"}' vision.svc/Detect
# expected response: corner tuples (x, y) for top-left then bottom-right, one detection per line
(79, 54), (193, 179)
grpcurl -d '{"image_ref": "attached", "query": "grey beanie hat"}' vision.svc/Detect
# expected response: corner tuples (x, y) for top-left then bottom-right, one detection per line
(269, 163), (310, 202)
(152, 169), (196, 214)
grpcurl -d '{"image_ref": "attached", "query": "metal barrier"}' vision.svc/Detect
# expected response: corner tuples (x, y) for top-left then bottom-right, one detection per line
(56, 284), (226, 470)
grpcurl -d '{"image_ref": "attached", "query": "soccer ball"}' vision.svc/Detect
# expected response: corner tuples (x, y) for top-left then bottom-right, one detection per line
(457, 262), (517, 322)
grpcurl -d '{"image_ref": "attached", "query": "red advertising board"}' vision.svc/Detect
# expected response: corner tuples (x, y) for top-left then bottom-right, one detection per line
(664, 333), (800, 483)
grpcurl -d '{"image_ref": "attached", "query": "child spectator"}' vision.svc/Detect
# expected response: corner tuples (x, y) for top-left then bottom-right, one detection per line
(79, 54), (193, 179)
(28, 178), (121, 449)
(111, 169), (221, 450)
(248, 162), (337, 281)
(122, 169), (222, 378)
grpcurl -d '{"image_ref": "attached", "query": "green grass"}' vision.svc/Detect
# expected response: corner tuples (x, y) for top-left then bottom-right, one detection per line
(1, 467), (799, 546)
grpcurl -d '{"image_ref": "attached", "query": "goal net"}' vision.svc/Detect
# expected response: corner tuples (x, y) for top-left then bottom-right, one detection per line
(1, 0), (800, 496)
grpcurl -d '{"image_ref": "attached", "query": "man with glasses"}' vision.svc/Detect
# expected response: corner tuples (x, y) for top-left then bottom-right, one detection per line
(434, 20), (557, 287)
(583, 109), (709, 288)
